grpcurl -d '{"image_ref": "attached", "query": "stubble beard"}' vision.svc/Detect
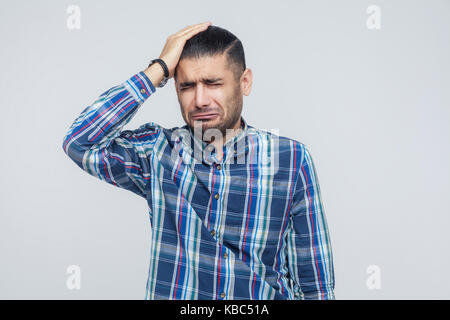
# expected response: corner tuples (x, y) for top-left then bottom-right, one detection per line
(185, 85), (243, 143)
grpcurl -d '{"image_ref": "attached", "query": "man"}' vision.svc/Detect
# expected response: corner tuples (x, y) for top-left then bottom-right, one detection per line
(62, 22), (335, 300)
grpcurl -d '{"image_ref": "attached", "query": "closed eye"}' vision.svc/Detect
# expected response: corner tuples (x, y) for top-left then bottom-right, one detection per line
(208, 83), (222, 87)
(179, 85), (193, 91)
(180, 83), (222, 91)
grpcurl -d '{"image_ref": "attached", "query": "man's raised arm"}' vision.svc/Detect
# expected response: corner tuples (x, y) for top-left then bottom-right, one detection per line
(62, 22), (212, 197)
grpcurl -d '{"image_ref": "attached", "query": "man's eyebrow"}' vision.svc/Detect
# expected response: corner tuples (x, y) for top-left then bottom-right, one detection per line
(203, 77), (223, 83)
(179, 78), (223, 87)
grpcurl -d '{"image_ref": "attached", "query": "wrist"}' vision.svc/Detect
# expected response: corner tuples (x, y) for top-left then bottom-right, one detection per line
(146, 58), (170, 88)
(144, 63), (165, 88)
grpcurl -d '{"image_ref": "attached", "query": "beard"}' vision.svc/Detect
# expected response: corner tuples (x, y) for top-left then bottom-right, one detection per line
(183, 84), (243, 142)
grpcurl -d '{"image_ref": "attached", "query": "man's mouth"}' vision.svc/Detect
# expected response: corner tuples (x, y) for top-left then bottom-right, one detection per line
(191, 113), (219, 120)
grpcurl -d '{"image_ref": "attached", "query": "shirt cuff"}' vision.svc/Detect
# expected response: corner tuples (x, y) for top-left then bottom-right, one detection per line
(122, 71), (156, 105)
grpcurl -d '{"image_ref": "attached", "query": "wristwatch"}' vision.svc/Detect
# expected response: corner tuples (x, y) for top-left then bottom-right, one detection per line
(147, 58), (169, 88)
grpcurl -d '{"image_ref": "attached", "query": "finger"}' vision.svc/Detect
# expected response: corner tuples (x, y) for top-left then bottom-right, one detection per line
(174, 22), (207, 36)
(180, 23), (211, 40)
(177, 22), (211, 37)
(177, 23), (210, 38)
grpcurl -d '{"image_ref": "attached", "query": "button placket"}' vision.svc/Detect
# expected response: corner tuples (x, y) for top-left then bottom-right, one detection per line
(206, 162), (220, 239)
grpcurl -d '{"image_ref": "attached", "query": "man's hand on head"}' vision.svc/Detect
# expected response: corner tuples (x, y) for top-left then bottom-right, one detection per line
(144, 22), (212, 87)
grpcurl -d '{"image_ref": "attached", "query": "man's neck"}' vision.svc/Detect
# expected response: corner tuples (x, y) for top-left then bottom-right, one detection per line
(207, 123), (243, 162)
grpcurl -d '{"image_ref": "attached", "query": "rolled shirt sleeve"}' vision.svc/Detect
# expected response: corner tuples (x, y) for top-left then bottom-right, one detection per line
(62, 72), (161, 198)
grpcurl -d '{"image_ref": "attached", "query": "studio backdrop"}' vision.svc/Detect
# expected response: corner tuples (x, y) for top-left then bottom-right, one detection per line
(0, 0), (449, 299)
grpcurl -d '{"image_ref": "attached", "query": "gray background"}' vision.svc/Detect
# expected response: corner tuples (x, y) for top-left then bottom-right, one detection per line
(0, 0), (449, 299)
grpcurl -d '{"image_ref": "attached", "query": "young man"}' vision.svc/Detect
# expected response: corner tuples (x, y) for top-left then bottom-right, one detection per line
(62, 22), (335, 300)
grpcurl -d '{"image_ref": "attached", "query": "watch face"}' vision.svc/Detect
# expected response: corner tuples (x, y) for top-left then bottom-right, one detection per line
(158, 77), (168, 88)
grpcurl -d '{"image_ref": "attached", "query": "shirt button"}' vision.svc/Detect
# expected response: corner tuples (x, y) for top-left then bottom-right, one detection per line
(214, 193), (219, 200)
(223, 253), (228, 259)
(210, 229), (216, 237)
(220, 292), (226, 299)
(140, 88), (146, 94)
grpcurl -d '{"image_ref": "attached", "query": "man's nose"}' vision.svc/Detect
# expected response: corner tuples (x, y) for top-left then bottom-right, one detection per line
(194, 84), (211, 108)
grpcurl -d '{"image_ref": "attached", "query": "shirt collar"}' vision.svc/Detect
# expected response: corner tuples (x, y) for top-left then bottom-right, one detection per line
(177, 116), (250, 166)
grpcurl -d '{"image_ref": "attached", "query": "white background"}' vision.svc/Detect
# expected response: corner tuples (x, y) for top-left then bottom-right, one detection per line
(0, 0), (449, 299)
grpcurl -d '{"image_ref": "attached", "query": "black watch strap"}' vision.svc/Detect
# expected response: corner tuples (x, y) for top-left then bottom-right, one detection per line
(148, 58), (169, 88)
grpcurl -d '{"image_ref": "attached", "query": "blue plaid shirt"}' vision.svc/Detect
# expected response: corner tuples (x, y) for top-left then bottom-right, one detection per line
(62, 71), (335, 300)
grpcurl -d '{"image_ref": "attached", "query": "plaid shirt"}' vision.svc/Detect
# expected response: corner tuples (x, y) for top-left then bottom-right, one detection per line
(62, 71), (335, 300)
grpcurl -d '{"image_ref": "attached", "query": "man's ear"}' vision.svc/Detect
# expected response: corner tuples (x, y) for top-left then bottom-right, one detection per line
(240, 68), (253, 96)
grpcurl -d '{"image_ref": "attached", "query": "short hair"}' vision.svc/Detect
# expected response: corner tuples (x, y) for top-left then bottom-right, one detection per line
(175, 25), (246, 81)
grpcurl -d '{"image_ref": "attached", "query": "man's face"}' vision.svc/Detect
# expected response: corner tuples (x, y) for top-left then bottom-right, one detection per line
(175, 53), (247, 140)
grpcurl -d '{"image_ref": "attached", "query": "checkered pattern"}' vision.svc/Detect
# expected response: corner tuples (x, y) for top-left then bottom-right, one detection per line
(62, 71), (335, 300)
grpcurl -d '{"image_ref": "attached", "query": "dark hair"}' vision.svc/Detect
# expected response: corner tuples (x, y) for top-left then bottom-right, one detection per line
(175, 25), (246, 80)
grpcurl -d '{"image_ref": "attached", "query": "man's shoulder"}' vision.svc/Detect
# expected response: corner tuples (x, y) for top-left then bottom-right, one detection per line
(248, 126), (314, 179)
(247, 125), (307, 153)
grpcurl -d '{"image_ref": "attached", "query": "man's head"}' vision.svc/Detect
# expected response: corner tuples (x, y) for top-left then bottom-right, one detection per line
(174, 25), (253, 142)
